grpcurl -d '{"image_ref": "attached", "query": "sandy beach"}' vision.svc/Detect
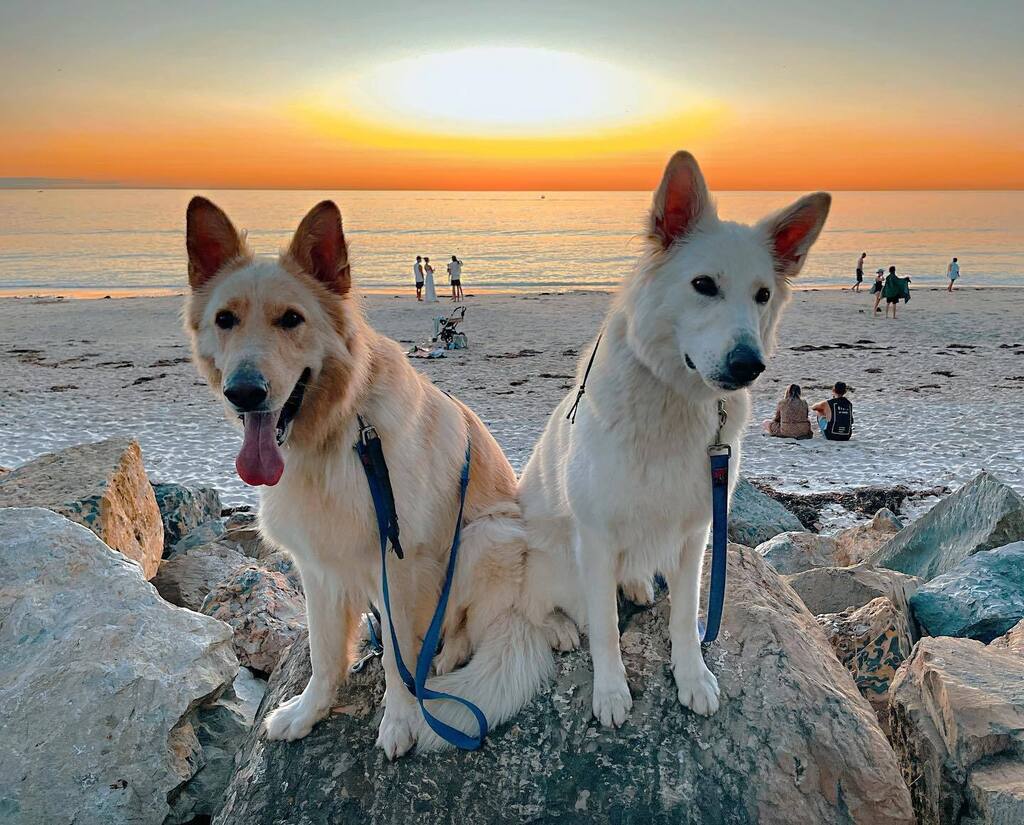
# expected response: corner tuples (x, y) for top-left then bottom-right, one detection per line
(2, 287), (1021, 518)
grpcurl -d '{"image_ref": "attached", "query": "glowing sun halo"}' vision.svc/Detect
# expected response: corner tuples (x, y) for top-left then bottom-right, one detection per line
(338, 47), (680, 137)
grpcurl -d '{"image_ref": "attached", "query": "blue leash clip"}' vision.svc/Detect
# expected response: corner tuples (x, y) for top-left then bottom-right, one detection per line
(355, 422), (488, 751)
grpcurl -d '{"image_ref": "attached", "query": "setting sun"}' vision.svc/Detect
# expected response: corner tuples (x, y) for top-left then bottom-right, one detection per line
(333, 47), (681, 137)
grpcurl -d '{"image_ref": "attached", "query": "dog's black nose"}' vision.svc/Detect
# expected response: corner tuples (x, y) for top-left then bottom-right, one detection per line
(224, 373), (269, 412)
(724, 346), (765, 386)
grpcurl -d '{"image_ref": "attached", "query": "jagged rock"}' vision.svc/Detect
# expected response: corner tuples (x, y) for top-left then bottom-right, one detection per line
(888, 636), (1024, 825)
(818, 597), (914, 723)
(202, 564), (306, 674)
(222, 509), (275, 558)
(154, 540), (249, 611)
(729, 477), (804, 547)
(0, 507), (237, 825)
(870, 472), (1024, 581)
(152, 482), (223, 548)
(215, 545), (912, 825)
(910, 542), (1024, 643)
(0, 438), (163, 578)
(755, 530), (839, 574)
(786, 564), (922, 616)
(166, 668), (267, 825)
(170, 518), (228, 555)
(261, 549), (303, 592)
(834, 508), (904, 566)
(990, 618), (1024, 655)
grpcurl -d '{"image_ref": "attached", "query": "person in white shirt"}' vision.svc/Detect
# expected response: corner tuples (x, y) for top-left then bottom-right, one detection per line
(947, 257), (960, 293)
(413, 256), (424, 301)
(448, 255), (464, 301)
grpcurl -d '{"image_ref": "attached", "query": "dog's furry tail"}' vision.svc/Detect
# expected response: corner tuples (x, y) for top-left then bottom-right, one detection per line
(415, 610), (554, 751)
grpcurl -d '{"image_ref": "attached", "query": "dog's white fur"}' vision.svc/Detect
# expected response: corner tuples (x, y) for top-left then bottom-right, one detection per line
(184, 198), (559, 758)
(517, 152), (831, 725)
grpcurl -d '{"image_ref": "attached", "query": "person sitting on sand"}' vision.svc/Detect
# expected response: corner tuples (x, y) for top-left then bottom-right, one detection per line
(947, 257), (960, 292)
(811, 382), (854, 441)
(869, 269), (885, 315)
(762, 384), (813, 439)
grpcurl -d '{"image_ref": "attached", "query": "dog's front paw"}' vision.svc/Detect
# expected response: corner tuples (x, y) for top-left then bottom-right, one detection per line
(620, 578), (655, 607)
(592, 676), (632, 727)
(264, 685), (333, 741)
(376, 698), (419, 760)
(542, 610), (580, 652)
(673, 660), (720, 717)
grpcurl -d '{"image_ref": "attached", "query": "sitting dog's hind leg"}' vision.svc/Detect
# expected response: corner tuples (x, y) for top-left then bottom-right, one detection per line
(542, 609), (580, 652)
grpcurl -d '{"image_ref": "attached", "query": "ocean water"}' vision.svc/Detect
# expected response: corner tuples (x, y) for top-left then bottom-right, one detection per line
(0, 189), (1021, 292)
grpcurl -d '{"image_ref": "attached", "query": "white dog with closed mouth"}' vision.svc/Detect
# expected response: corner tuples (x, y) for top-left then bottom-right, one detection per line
(517, 151), (830, 726)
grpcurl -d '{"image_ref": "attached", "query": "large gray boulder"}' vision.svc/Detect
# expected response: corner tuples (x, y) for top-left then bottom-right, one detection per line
(0, 438), (164, 578)
(0, 508), (238, 825)
(152, 482), (223, 548)
(215, 546), (912, 825)
(729, 477), (804, 547)
(888, 636), (1024, 825)
(755, 530), (838, 574)
(786, 564), (922, 616)
(910, 541), (1024, 643)
(869, 472), (1024, 581)
(154, 540), (250, 611)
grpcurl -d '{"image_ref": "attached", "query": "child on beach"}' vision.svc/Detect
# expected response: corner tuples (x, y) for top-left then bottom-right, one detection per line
(763, 384), (813, 439)
(947, 257), (960, 292)
(869, 269), (885, 315)
(812, 382), (854, 441)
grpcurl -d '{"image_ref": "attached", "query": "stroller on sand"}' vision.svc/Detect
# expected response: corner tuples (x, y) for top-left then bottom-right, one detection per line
(433, 306), (468, 350)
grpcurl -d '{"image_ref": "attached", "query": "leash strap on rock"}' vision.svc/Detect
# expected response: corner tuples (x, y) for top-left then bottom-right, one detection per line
(355, 424), (488, 750)
(702, 398), (730, 644)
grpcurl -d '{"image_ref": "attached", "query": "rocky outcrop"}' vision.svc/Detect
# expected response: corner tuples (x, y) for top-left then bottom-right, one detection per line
(0, 438), (163, 578)
(202, 564), (306, 674)
(869, 472), (1024, 581)
(910, 541), (1024, 642)
(154, 540), (250, 611)
(166, 668), (266, 825)
(152, 482), (223, 548)
(215, 545), (912, 825)
(0, 507), (238, 825)
(755, 530), (838, 574)
(818, 597), (914, 724)
(888, 636), (1024, 825)
(990, 618), (1024, 655)
(786, 563), (921, 616)
(729, 477), (804, 547)
(834, 508), (904, 566)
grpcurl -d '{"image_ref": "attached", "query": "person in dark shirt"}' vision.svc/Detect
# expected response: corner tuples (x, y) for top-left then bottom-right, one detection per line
(811, 381), (854, 441)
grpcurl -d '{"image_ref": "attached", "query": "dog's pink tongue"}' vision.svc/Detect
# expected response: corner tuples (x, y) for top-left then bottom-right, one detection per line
(236, 411), (284, 486)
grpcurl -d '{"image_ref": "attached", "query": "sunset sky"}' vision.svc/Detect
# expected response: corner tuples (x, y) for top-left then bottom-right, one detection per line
(2, 0), (1022, 190)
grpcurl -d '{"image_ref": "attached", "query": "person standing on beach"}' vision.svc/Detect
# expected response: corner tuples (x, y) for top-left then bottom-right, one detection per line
(413, 256), (425, 301)
(882, 265), (911, 319)
(423, 257), (437, 303)
(869, 269), (885, 315)
(448, 255), (464, 301)
(947, 257), (960, 292)
(853, 252), (866, 292)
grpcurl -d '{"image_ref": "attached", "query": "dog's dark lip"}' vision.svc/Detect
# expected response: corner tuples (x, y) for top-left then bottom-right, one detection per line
(275, 368), (311, 445)
(684, 354), (696, 370)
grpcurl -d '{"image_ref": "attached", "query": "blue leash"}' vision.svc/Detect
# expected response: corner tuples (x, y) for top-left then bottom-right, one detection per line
(355, 418), (489, 750)
(568, 339), (730, 644)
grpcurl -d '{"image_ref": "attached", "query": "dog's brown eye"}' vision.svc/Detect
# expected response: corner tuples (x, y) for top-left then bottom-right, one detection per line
(692, 276), (719, 297)
(277, 309), (305, 329)
(215, 310), (238, 330)
(755, 287), (772, 304)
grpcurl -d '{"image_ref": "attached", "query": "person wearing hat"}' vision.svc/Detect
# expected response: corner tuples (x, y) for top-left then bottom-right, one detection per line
(869, 269), (885, 315)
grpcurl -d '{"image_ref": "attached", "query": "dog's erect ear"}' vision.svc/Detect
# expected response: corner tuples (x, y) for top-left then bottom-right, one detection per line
(649, 151), (712, 248)
(186, 197), (245, 289)
(288, 201), (351, 294)
(760, 192), (832, 279)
